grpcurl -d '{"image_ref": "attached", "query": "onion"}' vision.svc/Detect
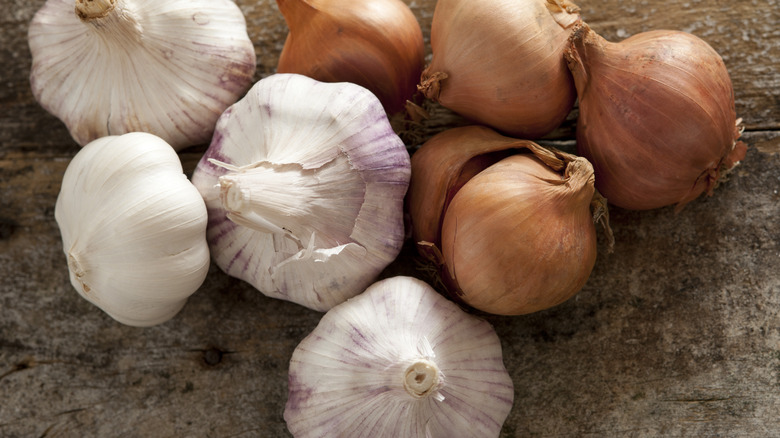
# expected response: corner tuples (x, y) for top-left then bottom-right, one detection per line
(276, 0), (425, 115)
(418, 0), (581, 139)
(408, 125), (611, 315)
(564, 22), (748, 211)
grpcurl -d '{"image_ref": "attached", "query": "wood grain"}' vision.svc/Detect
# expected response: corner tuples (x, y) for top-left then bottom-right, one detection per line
(1, 0), (779, 437)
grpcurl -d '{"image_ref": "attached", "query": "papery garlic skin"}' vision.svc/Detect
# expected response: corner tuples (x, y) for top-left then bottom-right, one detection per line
(419, 0), (580, 139)
(565, 23), (747, 211)
(284, 276), (514, 438)
(54, 132), (210, 327)
(191, 74), (411, 312)
(276, 0), (425, 115)
(28, 0), (256, 150)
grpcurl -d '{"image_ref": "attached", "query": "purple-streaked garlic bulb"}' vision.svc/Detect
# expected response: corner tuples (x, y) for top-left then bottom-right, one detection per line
(191, 74), (411, 312)
(284, 276), (514, 437)
(28, 0), (256, 150)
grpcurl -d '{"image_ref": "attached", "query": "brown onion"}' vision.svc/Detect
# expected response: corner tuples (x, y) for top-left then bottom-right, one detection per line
(564, 22), (747, 211)
(408, 125), (611, 315)
(276, 0), (425, 115)
(418, 0), (581, 139)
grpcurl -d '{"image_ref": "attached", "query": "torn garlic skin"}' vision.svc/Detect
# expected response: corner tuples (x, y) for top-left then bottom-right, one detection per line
(191, 74), (411, 312)
(284, 276), (515, 437)
(28, 0), (256, 150)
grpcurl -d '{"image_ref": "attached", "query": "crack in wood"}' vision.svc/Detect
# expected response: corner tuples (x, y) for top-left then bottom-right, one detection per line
(0, 358), (35, 381)
(0, 357), (77, 382)
(55, 408), (87, 416)
(662, 397), (736, 403)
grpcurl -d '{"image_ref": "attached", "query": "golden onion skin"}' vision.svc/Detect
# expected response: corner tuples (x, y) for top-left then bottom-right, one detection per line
(440, 154), (598, 315)
(419, 0), (580, 139)
(565, 23), (747, 211)
(408, 125), (606, 315)
(276, 0), (425, 115)
(442, 154), (597, 315)
(408, 126), (520, 248)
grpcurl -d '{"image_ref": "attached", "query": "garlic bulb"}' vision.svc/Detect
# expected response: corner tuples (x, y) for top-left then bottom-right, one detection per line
(408, 125), (610, 315)
(276, 0), (425, 115)
(54, 132), (210, 327)
(418, 0), (581, 139)
(28, 0), (256, 150)
(564, 22), (747, 210)
(191, 74), (411, 312)
(284, 276), (514, 437)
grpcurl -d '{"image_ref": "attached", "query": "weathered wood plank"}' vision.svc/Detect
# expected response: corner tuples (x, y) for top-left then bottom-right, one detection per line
(2, 0), (778, 152)
(1, 0), (780, 437)
(1, 132), (778, 436)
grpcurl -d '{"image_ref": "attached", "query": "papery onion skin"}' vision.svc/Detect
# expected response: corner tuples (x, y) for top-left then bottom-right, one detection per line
(407, 125), (604, 315)
(408, 126), (520, 248)
(276, 0), (425, 115)
(408, 125), (571, 252)
(565, 22), (747, 211)
(419, 0), (581, 139)
(441, 154), (598, 315)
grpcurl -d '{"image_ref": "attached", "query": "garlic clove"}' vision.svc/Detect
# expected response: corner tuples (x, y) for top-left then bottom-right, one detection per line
(284, 276), (514, 437)
(28, 0), (256, 150)
(276, 0), (425, 116)
(564, 22), (747, 211)
(54, 132), (210, 327)
(191, 74), (411, 312)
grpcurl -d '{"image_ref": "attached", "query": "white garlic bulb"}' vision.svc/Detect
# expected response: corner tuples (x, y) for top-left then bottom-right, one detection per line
(28, 0), (257, 150)
(55, 132), (210, 327)
(191, 74), (411, 312)
(284, 276), (515, 437)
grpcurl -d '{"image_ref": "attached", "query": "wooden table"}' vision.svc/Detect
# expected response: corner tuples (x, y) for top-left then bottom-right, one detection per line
(2, 0), (778, 436)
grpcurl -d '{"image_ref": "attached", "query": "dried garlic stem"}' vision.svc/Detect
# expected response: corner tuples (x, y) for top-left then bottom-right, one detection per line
(217, 167), (294, 236)
(403, 359), (440, 399)
(215, 157), (365, 242)
(75, 0), (143, 42)
(76, 0), (117, 21)
(67, 251), (91, 293)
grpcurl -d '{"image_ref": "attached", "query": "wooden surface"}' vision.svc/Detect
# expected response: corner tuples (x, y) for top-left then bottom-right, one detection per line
(1, 0), (779, 436)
